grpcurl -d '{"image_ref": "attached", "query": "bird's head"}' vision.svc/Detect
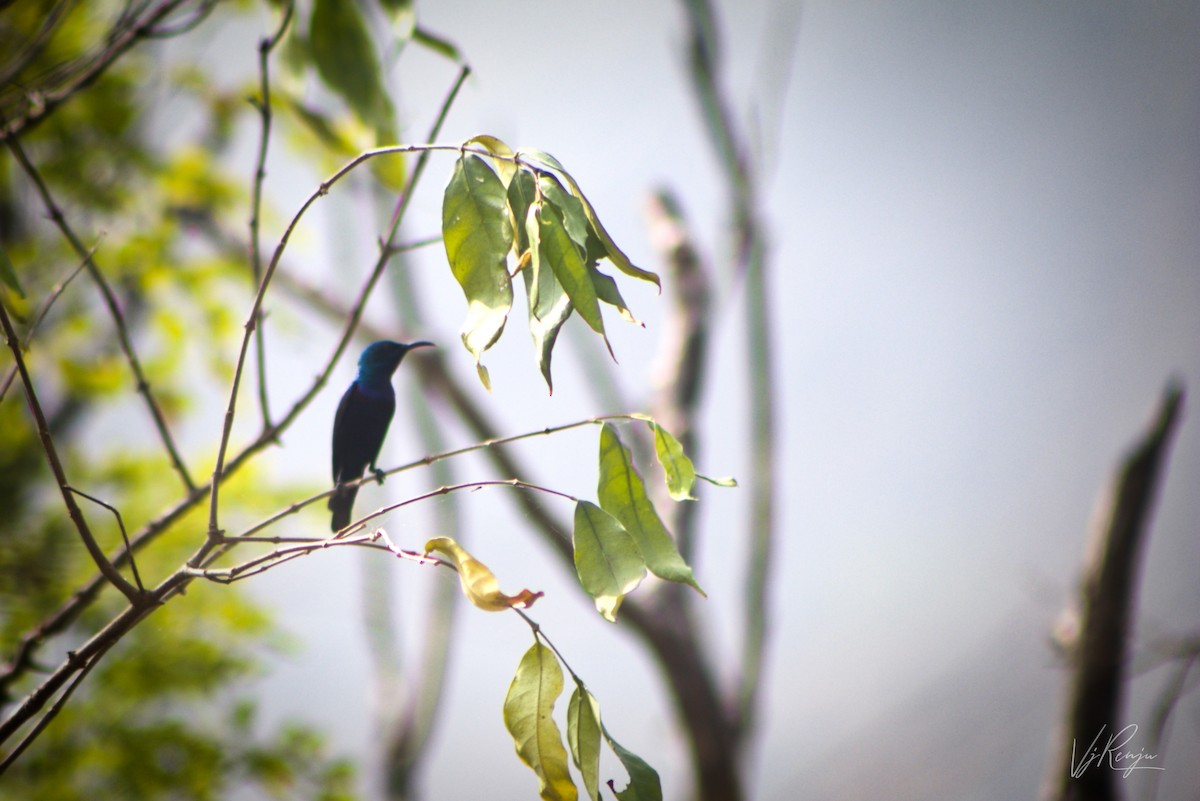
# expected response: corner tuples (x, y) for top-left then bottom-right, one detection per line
(357, 340), (434, 380)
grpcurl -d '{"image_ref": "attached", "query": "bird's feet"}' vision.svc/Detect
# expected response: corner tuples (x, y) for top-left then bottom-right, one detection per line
(372, 468), (386, 485)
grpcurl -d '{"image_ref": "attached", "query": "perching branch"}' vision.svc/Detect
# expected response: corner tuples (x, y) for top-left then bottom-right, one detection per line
(1044, 381), (1184, 801)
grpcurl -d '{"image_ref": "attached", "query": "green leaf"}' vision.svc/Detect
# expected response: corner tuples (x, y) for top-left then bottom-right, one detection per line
(567, 686), (603, 801)
(597, 424), (704, 594)
(413, 25), (463, 63)
(310, 0), (394, 128)
(591, 269), (640, 325)
(603, 729), (662, 801)
(534, 200), (611, 356)
(443, 154), (515, 388)
(572, 501), (646, 622)
(538, 174), (590, 252)
(649, 422), (697, 501)
(376, 0), (415, 48)
(0, 244), (24, 298)
(557, 169), (660, 290)
(508, 167), (538, 258)
(697, 473), (738, 488)
(503, 643), (579, 801)
(523, 203), (573, 392)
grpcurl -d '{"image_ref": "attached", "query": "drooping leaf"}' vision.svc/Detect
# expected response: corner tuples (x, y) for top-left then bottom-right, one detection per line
(649, 421), (697, 501)
(423, 537), (542, 611)
(597, 424), (704, 594)
(557, 169), (660, 291)
(538, 174), (590, 253)
(534, 200), (611, 355)
(509, 167), (538, 258)
(504, 643), (579, 801)
(442, 154), (515, 388)
(572, 501), (646, 622)
(591, 269), (640, 326)
(523, 200), (573, 391)
(603, 729), (662, 801)
(309, 0), (394, 128)
(0, 244), (24, 298)
(567, 685), (603, 801)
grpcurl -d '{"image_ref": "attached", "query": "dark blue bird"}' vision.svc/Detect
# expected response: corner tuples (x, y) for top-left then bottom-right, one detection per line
(330, 340), (433, 532)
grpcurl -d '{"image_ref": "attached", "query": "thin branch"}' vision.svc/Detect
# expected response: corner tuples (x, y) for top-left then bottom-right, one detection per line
(67, 487), (145, 593)
(680, 0), (777, 744)
(0, 251), (90, 403)
(245, 0), (295, 429)
(3, 133), (196, 493)
(0, 299), (141, 602)
(646, 189), (711, 561)
(202, 66), (470, 551)
(0, 0), (198, 140)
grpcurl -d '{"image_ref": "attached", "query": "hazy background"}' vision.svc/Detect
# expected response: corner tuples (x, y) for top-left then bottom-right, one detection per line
(167, 1), (1200, 798)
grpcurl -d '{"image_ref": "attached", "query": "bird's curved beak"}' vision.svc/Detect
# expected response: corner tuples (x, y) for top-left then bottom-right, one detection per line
(408, 341), (435, 352)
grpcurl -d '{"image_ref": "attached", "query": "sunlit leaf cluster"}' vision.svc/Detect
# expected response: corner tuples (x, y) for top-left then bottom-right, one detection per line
(504, 642), (662, 801)
(442, 137), (661, 390)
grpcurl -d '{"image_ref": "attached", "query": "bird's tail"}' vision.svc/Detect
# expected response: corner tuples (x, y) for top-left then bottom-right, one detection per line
(329, 484), (360, 532)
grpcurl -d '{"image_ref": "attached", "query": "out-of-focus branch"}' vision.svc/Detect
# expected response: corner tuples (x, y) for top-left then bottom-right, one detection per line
(4, 133), (197, 493)
(1044, 381), (1184, 801)
(245, 0), (295, 429)
(0, 299), (141, 603)
(0, 0), (200, 140)
(647, 189), (711, 561)
(679, 0), (778, 749)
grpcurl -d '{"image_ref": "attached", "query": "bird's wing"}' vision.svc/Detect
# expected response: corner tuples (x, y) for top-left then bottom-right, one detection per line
(331, 382), (396, 484)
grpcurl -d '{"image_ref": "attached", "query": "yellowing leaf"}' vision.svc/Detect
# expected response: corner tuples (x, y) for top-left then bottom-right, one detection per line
(443, 154), (514, 387)
(597, 424), (704, 595)
(573, 502), (645, 622)
(567, 686), (603, 801)
(504, 643), (579, 801)
(423, 537), (542, 611)
(467, 134), (518, 186)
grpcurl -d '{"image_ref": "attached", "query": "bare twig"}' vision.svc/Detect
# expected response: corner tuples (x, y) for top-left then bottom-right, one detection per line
(3, 134), (197, 493)
(0, 299), (141, 602)
(245, 0), (295, 428)
(202, 66), (470, 552)
(67, 487), (145, 593)
(0, 252), (90, 403)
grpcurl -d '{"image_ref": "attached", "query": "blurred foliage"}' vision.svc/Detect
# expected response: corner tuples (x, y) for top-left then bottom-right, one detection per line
(0, 2), (359, 797)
